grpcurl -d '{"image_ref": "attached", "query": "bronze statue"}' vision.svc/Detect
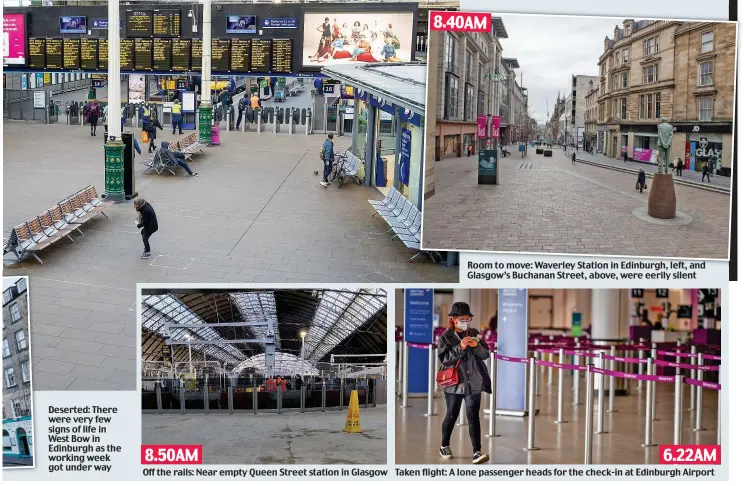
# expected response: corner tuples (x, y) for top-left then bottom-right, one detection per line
(657, 117), (673, 174)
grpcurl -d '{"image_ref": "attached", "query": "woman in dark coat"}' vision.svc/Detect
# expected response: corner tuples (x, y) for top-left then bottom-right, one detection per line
(145, 115), (163, 153)
(88, 101), (101, 136)
(636, 168), (646, 194)
(134, 198), (158, 259)
(437, 302), (491, 464)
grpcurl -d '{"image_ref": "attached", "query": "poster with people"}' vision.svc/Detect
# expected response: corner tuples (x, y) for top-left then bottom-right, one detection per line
(302, 12), (413, 66)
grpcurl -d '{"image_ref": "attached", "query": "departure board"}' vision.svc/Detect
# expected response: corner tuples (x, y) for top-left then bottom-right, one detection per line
(191, 39), (202, 71)
(45, 38), (63, 69)
(126, 10), (153, 37)
(153, 9), (180, 37)
(120, 39), (134, 71)
(134, 39), (153, 71)
(211, 39), (230, 73)
(251, 39), (271, 73)
(63, 39), (80, 70)
(230, 39), (250, 72)
(171, 39), (190, 71)
(80, 39), (98, 71)
(271, 39), (292, 73)
(29, 38), (45, 70)
(153, 39), (171, 71)
(99, 39), (108, 70)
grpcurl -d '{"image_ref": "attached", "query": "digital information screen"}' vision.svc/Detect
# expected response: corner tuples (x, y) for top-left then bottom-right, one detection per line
(99, 39), (108, 70)
(230, 39), (250, 72)
(153, 38), (171, 71)
(211, 39), (230, 73)
(271, 38), (292, 73)
(29, 38), (45, 70)
(153, 9), (180, 37)
(126, 10), (153, 37)
(80, 38), (98, 71)
(134, 38), (153, 71)
(45, 38), (62, 69)
(251, 38), (270, 73)
(171, 39), (190, 71)
(120, 39), (134, 71)
(191, 39), (202, 71)
(63, 38), (80, 70)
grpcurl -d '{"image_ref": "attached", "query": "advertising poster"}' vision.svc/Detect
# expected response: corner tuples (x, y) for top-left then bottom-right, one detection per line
(127, 75), (145, 103)
(302, 12), (413, 66)
(399, 127), (411, 186)
(477, 149), (498, 184)
(496, 288), (528, 413)
(3, 13), (27, 66)
(476, 115), (487, 138)
(490, 115), (500, 139)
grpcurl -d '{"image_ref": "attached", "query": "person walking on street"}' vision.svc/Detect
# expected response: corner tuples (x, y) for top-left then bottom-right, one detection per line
(623, 150), (628, 163)
(236, 92), (250, 129)
(320, 133), (334, 187)
(87, 101), (101, 136)
(571, 151), (576, 164)
(134, 198), (158, 259)
(702, 163), (711, 182)
(145, 114), (163, 153)
(171, 99), (183, 135)
(675, 158), (684, 176)
(438, 302), (491, 465)
(636, 168), (646, 193)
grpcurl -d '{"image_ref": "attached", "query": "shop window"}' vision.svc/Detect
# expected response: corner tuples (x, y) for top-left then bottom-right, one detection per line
(655, 93), (662, 119)
(21, 361), (30, 383)
(2, 339), (9, 358)
(15, 330), (26, 351)
(698, 61), (713, 86)
(10, 303), (21, 323)
(701, 31), (713, 53)
(5, 367), (17, 388)
(621, 98), (627, 119)
(621, 72), (628, 88)
(444, 73), (459, 120)
(643, 64), (658, 84)
(698, 97), (713, 122)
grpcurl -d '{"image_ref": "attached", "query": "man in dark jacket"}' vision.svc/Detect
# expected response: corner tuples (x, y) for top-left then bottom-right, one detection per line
(145, 114), (163, 153)
(437, 302), (491, 464)
(236, 93), (250, 129)
(134, 198), (158, 259)
(158, 141), (198, 177)
(319, 134), (334, 187)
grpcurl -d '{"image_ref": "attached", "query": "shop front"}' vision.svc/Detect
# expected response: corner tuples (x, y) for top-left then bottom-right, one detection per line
(670, 123), (733, 176)
(322, 63), (427, 209)
(3, 416), (34, 461)
(434, 120), (475, 160)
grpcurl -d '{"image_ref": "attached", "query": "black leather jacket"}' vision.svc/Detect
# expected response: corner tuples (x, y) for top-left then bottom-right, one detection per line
(438, 327), (492, 395)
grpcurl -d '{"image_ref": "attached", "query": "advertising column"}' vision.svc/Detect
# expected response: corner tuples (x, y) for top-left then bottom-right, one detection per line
(404, 289), (434, 395)
(496, 288), (528, 414)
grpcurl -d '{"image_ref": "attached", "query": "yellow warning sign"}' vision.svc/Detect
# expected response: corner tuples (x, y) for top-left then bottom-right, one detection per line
(344, 390), (363, 433)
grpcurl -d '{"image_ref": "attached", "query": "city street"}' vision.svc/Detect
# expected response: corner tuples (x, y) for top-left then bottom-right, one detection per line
(421, 145), (730, 258)
(3, 122), (455, 391)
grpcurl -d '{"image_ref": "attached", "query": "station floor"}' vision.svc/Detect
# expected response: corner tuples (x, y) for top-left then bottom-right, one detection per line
(141, 406), (386, 465)
(3, 123), (455, 392)
(395, 373), (719, 465)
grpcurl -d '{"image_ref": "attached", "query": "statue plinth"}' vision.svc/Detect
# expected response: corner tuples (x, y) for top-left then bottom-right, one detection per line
(648, 173), (677, 219)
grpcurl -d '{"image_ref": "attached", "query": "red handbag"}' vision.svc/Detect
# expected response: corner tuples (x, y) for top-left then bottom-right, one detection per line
(436, 359), (461, 387)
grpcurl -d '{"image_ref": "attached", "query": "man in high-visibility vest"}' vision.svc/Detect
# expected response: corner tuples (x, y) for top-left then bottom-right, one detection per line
(171, 99), (183, 135)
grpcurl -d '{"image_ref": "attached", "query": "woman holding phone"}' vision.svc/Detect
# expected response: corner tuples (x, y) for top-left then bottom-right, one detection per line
(437, 302), (492, 464)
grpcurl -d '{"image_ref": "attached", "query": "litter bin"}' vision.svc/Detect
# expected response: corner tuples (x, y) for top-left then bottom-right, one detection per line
(211, 124), (221, 145)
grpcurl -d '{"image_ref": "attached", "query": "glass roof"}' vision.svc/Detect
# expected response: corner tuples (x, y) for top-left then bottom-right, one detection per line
(232, 352), (320, 376)
(230, 291), (280, 350)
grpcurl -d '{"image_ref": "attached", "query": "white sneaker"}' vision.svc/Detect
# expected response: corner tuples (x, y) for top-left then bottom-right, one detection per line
(319, 181), (329, 187)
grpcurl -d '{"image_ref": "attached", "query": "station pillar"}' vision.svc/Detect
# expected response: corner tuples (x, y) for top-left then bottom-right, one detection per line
(198, 0), (213, 146)
(103, 0), (125, 202)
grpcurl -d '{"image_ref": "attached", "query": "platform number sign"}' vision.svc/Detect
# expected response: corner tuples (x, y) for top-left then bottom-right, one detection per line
(655, 289), (669, 299)
(698, 289), (718, 303)
(631, 289), (645, 298)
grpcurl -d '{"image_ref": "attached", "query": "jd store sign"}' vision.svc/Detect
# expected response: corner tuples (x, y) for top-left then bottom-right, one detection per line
(694, 137), (722, 159)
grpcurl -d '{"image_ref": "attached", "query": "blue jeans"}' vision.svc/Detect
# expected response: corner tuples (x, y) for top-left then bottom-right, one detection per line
(322, 158), (333, 182)
(175, 158), (193, 175)
(172, 115), (183, 133)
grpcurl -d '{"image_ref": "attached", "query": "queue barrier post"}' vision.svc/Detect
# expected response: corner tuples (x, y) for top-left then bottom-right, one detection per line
(638, 347), (645, 392)
(253, 385), (258, 414)
(425, 344), (437, 417)
(524, 357), (539, 451)
(155, 381), (163, 414)
(547, 350), (554, 386)
(487, 352), (499, 437)
(688, 345), (697, 411)
(694, 352), (705, 431)
(555, 348), (566, 424)
(608, 345), (616, 413)
(396, 341), (403, 397)
(584, 364), (594, 464)
(623, 348), (632, 397)
(642, 357), (656, 447)
(573, 347), (581, 406)
(401, 343), (410, 408)
(651, 345), (658, 422)
(673, 374), (683, 445)
(596, 353), (606, 435)
(717, 382), (722, 446)
(322, 381), (327, 412)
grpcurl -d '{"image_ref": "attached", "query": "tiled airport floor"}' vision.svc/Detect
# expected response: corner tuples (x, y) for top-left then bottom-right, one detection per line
(395, 373), (719, 465)
(3, 123), (456, 391)
(142, 406), (387, 464)
(421, 147), (730, 258)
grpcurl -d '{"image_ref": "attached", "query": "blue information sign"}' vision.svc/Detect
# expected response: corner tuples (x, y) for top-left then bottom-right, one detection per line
(91, 19), (122, 29)
(399, 128), (411, 186)
(496, 288), (529, 413)
(404, 289), (434, 344)
(261, 18), (298, 29)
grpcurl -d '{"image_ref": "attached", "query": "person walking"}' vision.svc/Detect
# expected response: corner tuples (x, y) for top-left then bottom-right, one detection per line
(250, 91), (261, 111)
(171, 99), (183, 135)
(87, 100), (101, 136)
(320, 133), (334, 187)
(702, 163), (711, 182)
(675, 158), (684, 176)
(134, 198), (158, 259)
(144, 114), (163, 153)
(636, 168), (646, 194)
(236, 92), (250, 129)
(571, 151), (576, 164)
(438, 302), (491, 464)
(622, 150), (628, 163)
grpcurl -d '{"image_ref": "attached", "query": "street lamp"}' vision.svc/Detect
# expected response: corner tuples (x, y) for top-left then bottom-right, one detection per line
(299, 330), (307, 381)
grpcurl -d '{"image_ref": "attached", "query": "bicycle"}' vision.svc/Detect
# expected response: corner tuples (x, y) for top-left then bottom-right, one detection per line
(327, 151), (346, 186)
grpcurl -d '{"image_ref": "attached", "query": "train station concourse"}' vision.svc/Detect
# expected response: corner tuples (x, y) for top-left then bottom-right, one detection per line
(394, 288), (723, 465)
(140, 287), (388, 465)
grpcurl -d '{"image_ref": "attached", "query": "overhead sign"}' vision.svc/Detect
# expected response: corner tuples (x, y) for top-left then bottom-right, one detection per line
(403, 289), (434, 344)
(571, 312), (582, 337)
(262, 18), (298, 29)
(655, 289), (669, 299)
(91, 19), (123, 29)
(631, 289), (645, 298)
(497, 289), (529, 413)
(399, 128), (411, 186)
(3, 13), (27, 66)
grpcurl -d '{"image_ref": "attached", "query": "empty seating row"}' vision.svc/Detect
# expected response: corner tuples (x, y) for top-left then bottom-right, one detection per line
(3, 186), (112, 264)
(368, 188), (439, 262)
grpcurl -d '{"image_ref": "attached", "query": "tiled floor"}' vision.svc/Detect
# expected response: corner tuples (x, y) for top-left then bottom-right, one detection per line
(421, 147), (730, 258)
(395, 372), (719, 465)
(141, 406), (387, 465)
(3, 123), (457, 391)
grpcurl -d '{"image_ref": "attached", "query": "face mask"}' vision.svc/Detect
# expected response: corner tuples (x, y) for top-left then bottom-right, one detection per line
(456, 320), (469, 331)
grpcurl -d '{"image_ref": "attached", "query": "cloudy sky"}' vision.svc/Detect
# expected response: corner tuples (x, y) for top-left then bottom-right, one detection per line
(3, 277), (24, 292)
(497, 14), (623, 123)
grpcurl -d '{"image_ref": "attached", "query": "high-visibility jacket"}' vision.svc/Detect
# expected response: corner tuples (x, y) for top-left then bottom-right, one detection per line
(143, 107), (151, 118)
(172, 103), (182, 115)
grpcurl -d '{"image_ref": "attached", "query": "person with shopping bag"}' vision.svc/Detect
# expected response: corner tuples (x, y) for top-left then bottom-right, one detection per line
(436, 302), (491, 464)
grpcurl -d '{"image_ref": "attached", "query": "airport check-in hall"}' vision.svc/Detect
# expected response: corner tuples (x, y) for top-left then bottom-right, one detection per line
(140, 288), (387, 465)
(395, 289), (721, 465)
